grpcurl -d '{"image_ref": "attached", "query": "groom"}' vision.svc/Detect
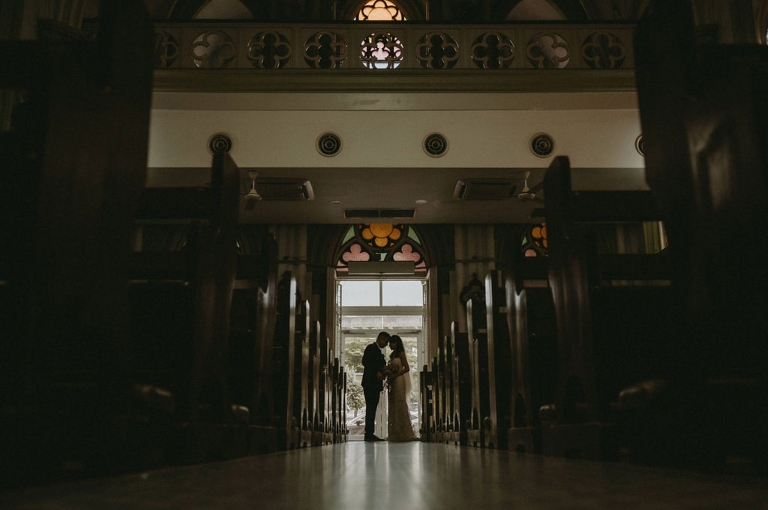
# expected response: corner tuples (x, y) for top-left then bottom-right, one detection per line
(361, 331), (390, 442)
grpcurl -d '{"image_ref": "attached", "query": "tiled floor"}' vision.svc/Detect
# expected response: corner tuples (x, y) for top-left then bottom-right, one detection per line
(3, 442), (767, 509)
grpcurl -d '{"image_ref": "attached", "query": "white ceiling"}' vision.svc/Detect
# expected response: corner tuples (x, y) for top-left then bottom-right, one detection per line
(146, 90), (648, 224)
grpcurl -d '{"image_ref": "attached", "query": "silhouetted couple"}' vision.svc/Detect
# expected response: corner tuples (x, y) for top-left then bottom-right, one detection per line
(361, 331), (418, 442)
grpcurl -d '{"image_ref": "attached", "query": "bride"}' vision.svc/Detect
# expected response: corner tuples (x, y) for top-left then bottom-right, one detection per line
(385, 335), (419, 442)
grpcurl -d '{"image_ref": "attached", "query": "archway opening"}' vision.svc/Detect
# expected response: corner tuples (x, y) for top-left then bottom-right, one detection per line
(336, 277), (426, 440)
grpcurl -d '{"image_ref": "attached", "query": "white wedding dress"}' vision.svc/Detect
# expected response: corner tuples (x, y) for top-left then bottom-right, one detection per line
(386, 357), (418, 442)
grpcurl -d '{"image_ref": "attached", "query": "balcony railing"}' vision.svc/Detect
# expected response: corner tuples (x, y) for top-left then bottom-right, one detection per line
(148, 22), (637, 92)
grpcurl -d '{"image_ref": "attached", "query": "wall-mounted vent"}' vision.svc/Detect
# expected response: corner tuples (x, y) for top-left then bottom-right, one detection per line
(423, 133), (448, 157)
(343, 208), (416, 219)
(530, 133), (555, 158)
(453, 179), (517, 200)
(317, 132), (342, 157)
(256, 178), (314, 201)
(209, 133), (233, 154)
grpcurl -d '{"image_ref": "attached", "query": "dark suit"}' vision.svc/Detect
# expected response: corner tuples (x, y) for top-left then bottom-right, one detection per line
(361, 342), (386, 438)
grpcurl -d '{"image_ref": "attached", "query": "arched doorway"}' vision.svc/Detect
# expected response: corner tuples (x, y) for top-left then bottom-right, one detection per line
(332, 223), (429, 439)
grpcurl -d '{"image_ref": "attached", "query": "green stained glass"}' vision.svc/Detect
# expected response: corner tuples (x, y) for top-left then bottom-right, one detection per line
(342, 226), (355, 244)
(407, 227), (421, 245)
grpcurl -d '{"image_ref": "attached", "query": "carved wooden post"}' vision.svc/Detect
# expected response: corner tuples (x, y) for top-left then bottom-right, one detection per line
(295, 300), (311, 448)
(466, 298), (488, 448)
(484, 270), (511, 449)
(450, 322), (470, 446)
(275, 272), (299, 450)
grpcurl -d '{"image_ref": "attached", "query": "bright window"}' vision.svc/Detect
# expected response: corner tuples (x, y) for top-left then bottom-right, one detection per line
(356, 0), (405, 21)
(340, 280), (380, 306)
(382, 280), (423, 306)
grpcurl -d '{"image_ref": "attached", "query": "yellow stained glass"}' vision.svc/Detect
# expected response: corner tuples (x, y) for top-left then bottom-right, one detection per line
(369, 223), (394, 237)
(362, 227), (374, 240)
(375, 237), (388, 247)
(532, 223), (548, 248)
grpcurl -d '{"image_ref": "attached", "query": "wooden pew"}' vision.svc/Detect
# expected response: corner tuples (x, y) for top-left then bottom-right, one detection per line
(335, 360), (348, 442)
(273, 272), (300, 450)
(541, 156), (673, 460)
(295, 300), (312, 448)
(633, 0), (768, 471)
(228, 226), (279, 455)
(320, 339), (333, 446)
(448, 322), (471, 446)
(436, 335), (452, 444)
(330, 357), (342, 442)
(319, 339), (334, 445)
(309, 320), (323, 446)
(465, 297), (490, 448)
(0, 1), (156, 486)
(502, 248), (557, 454)
(419, 365), (434, 441)
(433, 335), (449, 443)
(483, 270), (513, 450)
(428, 355), (439, 440)
(130, 151), (242, 464)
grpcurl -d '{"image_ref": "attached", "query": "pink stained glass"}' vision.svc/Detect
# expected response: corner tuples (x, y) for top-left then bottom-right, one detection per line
(342, 243), (371, 263)
(393, 243), (421, 263)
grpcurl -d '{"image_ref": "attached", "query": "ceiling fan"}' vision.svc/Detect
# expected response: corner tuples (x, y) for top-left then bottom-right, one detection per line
(243, 170), (262, 210)
(517, 171), (545, 203)
(241, 171), (315, 211)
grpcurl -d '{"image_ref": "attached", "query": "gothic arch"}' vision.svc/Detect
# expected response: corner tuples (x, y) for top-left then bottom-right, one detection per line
(334, 224), (430, 272)
(307, 224), (452, 274)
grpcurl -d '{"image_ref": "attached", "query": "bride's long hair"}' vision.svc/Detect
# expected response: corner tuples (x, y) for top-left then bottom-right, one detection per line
(389, 335), (405, 359)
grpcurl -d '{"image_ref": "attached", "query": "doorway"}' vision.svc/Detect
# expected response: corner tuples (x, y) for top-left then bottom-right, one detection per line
(336, 278), (426, 440)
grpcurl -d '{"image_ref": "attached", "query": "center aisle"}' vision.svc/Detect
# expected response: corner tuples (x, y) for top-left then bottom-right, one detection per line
(3, 442), (766, 509)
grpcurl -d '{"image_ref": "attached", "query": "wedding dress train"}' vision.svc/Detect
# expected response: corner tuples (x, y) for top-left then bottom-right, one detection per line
(387, 358), (418, 442)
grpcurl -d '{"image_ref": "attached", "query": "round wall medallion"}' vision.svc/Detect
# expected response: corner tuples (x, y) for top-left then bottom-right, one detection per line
(423, 133), (449, 157)
(635, 135), (645, 157)
(530, 133), (555, 158)
(317, 132), (342, 157)
(208, 133), (233, 154)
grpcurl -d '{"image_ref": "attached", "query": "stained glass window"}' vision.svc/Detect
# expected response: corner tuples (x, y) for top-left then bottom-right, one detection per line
(337, 223), (427, 272)
(521, 223), (548, 257)
(356, 0), (405, 21)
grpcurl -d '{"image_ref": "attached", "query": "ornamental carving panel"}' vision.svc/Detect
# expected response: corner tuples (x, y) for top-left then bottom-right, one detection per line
(304, 32), (348, 69)
(153, 31), (179, 68)
(361, 32), (404, 69)
(470, 32), (515, 69)
(357, 0), (403, 21)
(415, 32), (459, 70)
(247, 31), (292, 69)
(581, 32), (625, 69)
(192, 30), (236, 69)
(526, 32), (570, 69)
